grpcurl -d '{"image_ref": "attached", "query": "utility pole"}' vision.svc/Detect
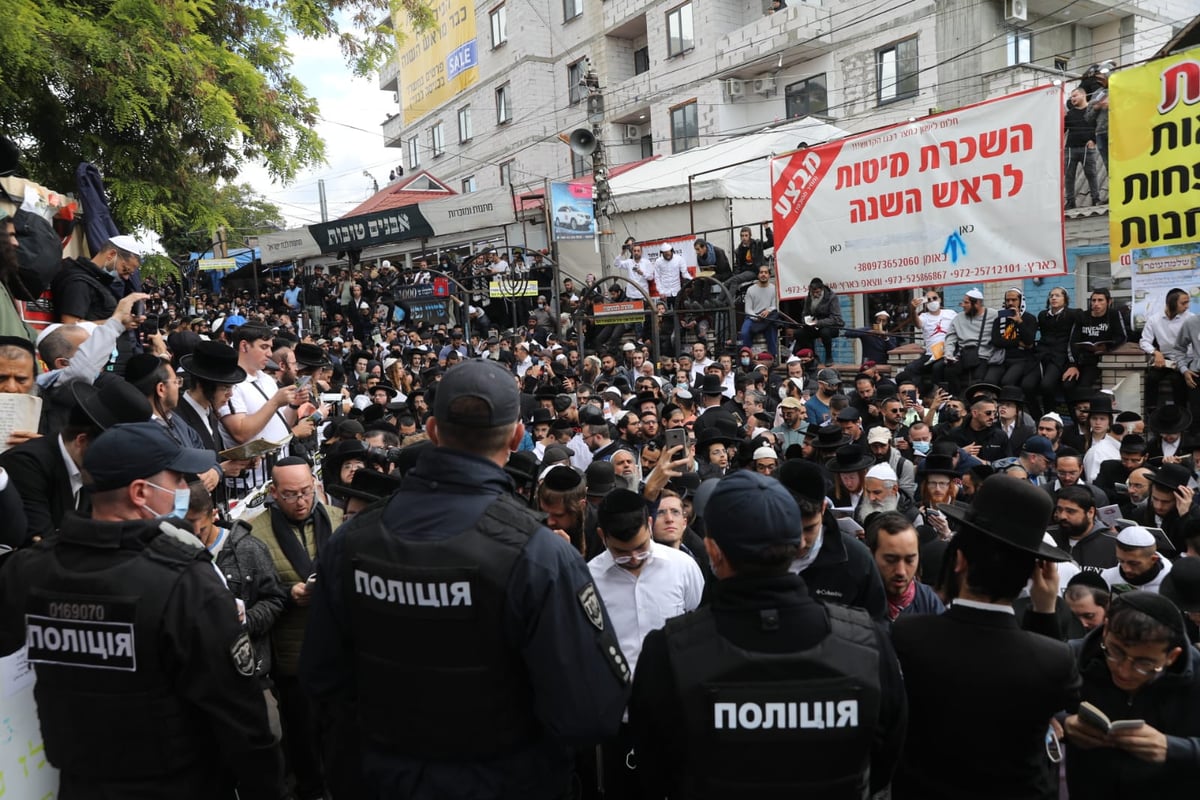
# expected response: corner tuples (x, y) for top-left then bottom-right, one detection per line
(318, 179), (329, 222)
(585, 64), (613, 278)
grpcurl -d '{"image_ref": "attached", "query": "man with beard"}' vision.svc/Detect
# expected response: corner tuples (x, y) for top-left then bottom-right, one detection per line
(867, 427), (917, 498)
(1094, 434), (1149, 504)
(1099, 527), (1173, 594)
(942, 288), (996, 391)
(610, 448), (641, 493)
(1043, 448), (1110, 509)
(778, 460), (886, 619)
(856, 462), (920, 528)
(584, 489), (703, 798)
(866, 512), (944, 623)
(1123, 467), (1154, 519)
(537, 465), (597, 557)
(1051, 485), (1119, 570)
(947, 397), (1010, 464)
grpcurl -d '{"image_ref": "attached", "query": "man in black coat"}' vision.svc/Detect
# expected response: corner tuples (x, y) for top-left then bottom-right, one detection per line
(892, 476), (1080, 800)
(1050, 484), (1119, 571)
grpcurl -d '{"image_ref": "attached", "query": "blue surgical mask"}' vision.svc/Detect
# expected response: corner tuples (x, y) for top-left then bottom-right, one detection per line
(912, 440), (932, 455)
(146, 481), (191, 520)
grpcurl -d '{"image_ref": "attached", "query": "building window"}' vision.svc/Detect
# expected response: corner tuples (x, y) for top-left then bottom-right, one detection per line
(634, 46), (650, 75)
(458, 106), (472, 142)
(499, 160), (513, 186)
(571, 152), (588, 179)
(667, 3), (694, 58)
(490, 5), (507, 48)
(640, 134), (654, 159)
(670, 101), (698, 153)
(1007, 30), (1032, 65)
(1082, 258), (1129, 309)
(496, 83), (512, 124)
(877, 37), (919, 105)
(462, 175), (476, 193)
(431, 122), (445, 157)
(563, 0), (582, 22)
(785, 74), (828, 118)
(568, 60), (586, 105)
(406, 136), (420, 169)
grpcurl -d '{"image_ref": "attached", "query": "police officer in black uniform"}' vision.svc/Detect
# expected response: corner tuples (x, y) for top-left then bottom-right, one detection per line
(0, 422), (289, 800)
(629, 469), (907, 799)
(300, 358), (631, 799)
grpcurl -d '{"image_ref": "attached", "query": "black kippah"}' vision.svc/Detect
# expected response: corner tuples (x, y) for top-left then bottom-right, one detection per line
(598, 488), (645, 515)
(542, 465), (583, 491)
(1115, 591), (1188, 647)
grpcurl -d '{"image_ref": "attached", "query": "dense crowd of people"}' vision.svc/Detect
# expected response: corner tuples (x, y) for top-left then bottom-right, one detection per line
(1, 208), (1199, 800)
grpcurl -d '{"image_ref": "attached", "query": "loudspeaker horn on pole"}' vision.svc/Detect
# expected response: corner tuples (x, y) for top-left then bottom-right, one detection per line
(568, 128), (598, 156)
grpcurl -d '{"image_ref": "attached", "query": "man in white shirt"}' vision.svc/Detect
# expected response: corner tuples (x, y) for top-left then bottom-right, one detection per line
(688, 341), (714, 381)
(219, 323), (300, 489)
(587, 488), (703, 797)
(614, 242), (652, 298)
(896, 290), (957, 392)
(650, 243), (690, 302)
(1140, 287), (1192, 408)
(1100, 526), (1172, 594)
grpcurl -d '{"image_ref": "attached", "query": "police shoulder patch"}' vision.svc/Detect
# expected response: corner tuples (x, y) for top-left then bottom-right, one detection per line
(578, 582), (604, 632)
(231, 631), (256, 677)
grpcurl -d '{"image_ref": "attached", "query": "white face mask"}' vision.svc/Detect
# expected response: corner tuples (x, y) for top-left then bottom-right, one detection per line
(926, 300), (941, 313)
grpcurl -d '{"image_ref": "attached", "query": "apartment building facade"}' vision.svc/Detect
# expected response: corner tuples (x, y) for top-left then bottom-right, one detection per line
(379, 0), (1192, 197)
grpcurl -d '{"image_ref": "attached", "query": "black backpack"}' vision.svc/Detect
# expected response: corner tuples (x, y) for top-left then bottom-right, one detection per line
(10, 208), (63, 301)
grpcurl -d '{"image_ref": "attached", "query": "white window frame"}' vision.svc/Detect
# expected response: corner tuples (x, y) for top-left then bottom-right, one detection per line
(462, 175), (477, 193)
(458, 106), (472, 142)
(406, 136), (420, 169)
(431, 122), (445, 157)
(490, 5), (507, 48)
(1007, 30), (1032, 66)
(877, 37), (919, 105)
(496, 83), (512, 124)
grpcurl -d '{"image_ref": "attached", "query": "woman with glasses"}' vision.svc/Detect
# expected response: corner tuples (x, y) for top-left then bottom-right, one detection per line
(1063, 591), (1200, 797)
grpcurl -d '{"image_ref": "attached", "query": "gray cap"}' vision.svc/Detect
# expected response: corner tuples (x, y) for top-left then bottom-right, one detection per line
(817, 367), (840, 384)
(432, 359), (520, 428)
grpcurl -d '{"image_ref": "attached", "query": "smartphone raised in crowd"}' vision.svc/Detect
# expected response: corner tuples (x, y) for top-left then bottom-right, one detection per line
(663, 427), (688, 455)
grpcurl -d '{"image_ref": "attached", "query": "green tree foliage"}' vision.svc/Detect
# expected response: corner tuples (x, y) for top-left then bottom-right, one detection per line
(0, 0), (431, 234)
(157, 181), (287, 258)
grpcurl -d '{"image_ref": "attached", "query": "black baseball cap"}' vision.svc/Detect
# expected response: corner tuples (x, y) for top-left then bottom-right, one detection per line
(84, 422), (217, 491)
(432, 359), (520, 427)
(702, 471), (802, 559)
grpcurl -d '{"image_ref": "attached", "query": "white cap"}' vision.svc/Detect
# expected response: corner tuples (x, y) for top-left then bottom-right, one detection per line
(964, 288), (984, 300)
(752, 446), (778, 462)
(866, 463), (898, 482)
(867, 426), (892, 445)
(602, 386), (622, 397)
(874, 310), (890, 318)
(622, 342), (636, 351)
(35, 320), (97, 348)
(1040, 412), (1064, 426)
(786, 354), (802, 364)
(381, 259), (392, 269)
(659, 242), (673, 252)
(107, 234), (146, 256)
(1116, 526), (1157, 548)
(675, 388), (693, 400)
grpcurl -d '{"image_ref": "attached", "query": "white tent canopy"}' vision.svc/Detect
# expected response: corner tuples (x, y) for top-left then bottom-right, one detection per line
(608, 117), (849, 213)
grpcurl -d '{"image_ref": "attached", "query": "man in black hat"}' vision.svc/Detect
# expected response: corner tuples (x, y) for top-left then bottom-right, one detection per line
(0, 422), (288, 799)
(175, 340), (255, 485)
(629, 470), (905, 797)
(300, 360), (629, 799)
(778, 459), (887, 619)
(1063, 591), (1200, 796)
(1146, 404), (1192, 463)
(892, 475), (1080, 799)
(1092, 433), (1149, 504)
(0, 378), (151, 544)
(1139, 463), (1199, 554)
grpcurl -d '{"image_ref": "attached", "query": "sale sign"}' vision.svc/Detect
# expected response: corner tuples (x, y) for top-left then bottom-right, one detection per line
(771, 86), (1066, 299)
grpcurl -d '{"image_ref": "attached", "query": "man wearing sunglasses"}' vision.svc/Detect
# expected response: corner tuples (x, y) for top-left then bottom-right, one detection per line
(1064, 591), (1200, 795)
(946, 397), (1011, 465)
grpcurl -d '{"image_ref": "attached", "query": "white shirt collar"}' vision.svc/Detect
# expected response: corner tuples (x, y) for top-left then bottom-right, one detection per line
(57, 433), (83, 500)
(952, 598), (1015, 615)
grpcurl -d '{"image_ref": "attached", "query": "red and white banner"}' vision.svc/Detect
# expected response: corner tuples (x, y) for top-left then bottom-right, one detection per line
(771, 86), (1067, 299)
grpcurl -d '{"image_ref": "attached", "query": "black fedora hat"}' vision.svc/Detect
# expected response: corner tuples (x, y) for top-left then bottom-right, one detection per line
(963, 382), (1001, 406)
(371, 382), (399, 399)
(695, 425), (742, 449)
(294, 342), (331, 369)
(997, 385), (1026, 405)
(1088, 394), (1115, 416)
(1146, 462), (1191, 493)
(528, 407), (555, 425)
(505, 450), (541, 487)
(920, 454), (959, 478)
(940, 474), (1070, 561)
(180, 340), (247, 384)
(71, 378), (153, 431)
(813, 423), (851, 450)
(324, 440), (370, 484)
(696, 374), (726, 396)
(1149, 404), (1192, 435)
(328, 468), (402, 504)
(827, 444), (875, 473)
(585, 460), (617, 497)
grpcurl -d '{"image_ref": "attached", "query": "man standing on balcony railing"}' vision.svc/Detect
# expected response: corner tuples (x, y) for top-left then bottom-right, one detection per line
(1064, 88), (1102, 209)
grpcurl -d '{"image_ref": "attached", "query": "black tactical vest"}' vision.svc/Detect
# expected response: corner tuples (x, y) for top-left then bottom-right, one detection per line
(342, 493), (543, 757)
(15, 523), (212, 779)
(666, 603), (882, 800)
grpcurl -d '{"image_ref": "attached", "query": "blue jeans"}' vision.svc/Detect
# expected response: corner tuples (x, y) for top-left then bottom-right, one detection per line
(741, 316), (777, 355)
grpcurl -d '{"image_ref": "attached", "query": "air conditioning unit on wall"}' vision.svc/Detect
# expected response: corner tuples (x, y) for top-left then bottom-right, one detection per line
(754, 75), (777, 96)
(1004, 0), (1028, 22)
(623, 124), (640, 142)
(726, 78), (745, 100)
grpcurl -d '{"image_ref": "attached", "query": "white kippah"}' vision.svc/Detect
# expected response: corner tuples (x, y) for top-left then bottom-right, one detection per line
(866, 463), (898, 483)
(1116, 526), (1156, 548)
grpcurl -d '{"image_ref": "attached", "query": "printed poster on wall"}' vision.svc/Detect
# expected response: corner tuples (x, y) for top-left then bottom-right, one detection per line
(398, 0), (479, 126)
(770, 86), (1066, 299)
(1108, 47), (1200, 324)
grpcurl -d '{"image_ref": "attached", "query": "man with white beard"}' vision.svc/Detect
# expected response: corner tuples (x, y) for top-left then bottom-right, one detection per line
(611, 448), (641, 493)
(856, 462), (902, 525)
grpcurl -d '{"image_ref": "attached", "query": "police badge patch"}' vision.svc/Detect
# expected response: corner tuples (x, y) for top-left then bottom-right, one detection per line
(231, 631), (256, 677)
(577, 583), (604, 631)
